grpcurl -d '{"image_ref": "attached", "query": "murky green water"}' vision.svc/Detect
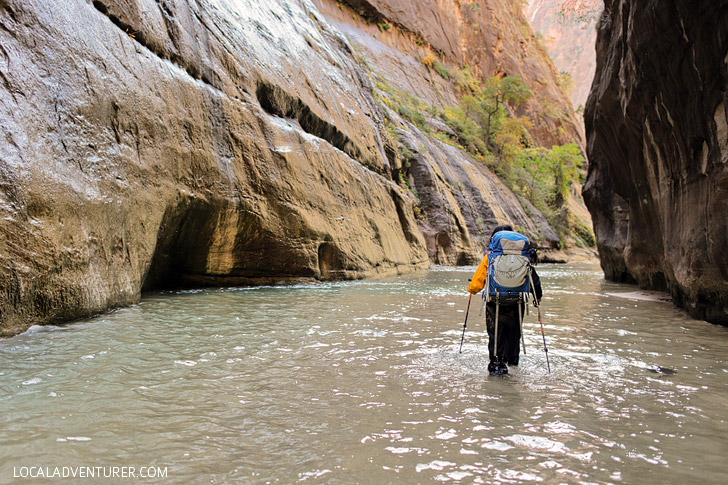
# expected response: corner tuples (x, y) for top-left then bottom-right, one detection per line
(1, 264), (727, 483)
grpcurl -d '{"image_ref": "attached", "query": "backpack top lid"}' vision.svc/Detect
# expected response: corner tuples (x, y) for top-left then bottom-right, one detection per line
(487, 230), (530, 257)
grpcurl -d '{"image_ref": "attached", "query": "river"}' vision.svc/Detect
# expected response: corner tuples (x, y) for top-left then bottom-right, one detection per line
(1, 263), (727, 483)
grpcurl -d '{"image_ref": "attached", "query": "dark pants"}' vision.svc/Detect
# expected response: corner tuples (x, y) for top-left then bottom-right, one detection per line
(486, 301), (523, 365)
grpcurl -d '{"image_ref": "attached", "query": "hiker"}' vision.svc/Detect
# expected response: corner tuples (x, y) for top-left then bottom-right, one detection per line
(467, 225), (542, 376)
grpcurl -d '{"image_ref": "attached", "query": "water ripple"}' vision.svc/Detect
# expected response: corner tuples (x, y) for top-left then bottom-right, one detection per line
(1, 264), (727, 483)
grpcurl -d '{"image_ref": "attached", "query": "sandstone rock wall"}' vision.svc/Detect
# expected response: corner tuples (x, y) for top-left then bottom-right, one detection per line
(584, 0), (728, 324)
(340, 0), (584, 149)
(526, 0), (600, 110)
(0, 0), (432, 335)
(0, 0), (581, 335)
(315, 0), (563, 265)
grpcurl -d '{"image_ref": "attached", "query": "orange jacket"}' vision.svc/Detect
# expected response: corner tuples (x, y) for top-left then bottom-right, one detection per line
(467, 254), (489, 294)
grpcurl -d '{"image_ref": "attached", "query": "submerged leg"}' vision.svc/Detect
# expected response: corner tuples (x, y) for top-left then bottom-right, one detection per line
(490, 302), (508, 375)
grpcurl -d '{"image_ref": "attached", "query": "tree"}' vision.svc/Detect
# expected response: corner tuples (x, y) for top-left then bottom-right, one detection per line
(442, 105), (486, 155)
(475, 75), (531, 148)
(545, 143), (583, 208)
(509, 143), (584, 212)
(558, 71), (574, 96)
(493, 116), (533, 176)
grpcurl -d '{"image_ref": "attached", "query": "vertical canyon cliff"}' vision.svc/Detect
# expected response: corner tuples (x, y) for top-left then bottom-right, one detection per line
(526, 0), (600, 111)
(0, 0), (583, 336)
(584, 1), (728, 324)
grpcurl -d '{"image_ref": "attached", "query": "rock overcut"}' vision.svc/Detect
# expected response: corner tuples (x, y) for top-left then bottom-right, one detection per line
(0, 0), (581, 335)
(584, 0), (728, 324)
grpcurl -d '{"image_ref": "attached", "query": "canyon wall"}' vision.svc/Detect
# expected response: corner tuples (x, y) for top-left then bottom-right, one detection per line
(526, 0), (600, 110)
(584, 0), (728, 324)
(0, 0), (581, 335)
(339, 0), (583, 148)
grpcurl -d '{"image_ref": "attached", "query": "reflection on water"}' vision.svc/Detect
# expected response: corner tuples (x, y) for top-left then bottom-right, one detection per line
(1, 263), (727, 483)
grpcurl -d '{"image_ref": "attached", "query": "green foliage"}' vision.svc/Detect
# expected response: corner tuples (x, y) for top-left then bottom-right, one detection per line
(397, 170), (410, 188)
(398, 105), (427, 129)
(450, 65), (481, 94)
(506, 143), (585, 237)
(498, 76), (532, 105)
(438, 75), (531, 165)
(420, 53), (450, 80)
(573, 219), (596, 247)
(492, 116), (533, 176)
(509, 144), (583, 211)
(547, 143), (584, 208)
(433, 61), (450, 80)
(472, 75), (531, 148)
(374, 79), (430, 131)
(385, 121), (398, 142)
(434, 73), (584, 234)
(441, 106), (487, 155)
(377, 61), (588, 245)
(400, 145), (413, 160)
(432, 131), (464, 151)
(436, 68), (588, 244)
(558, 71), (574, 95)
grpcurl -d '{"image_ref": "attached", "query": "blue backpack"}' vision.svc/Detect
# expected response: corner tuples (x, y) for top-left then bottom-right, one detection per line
(485, 230), (531, 302)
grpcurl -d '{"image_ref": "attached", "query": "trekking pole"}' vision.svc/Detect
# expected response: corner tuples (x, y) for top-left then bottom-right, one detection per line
(536, 303), (551, 374)
(458, 294), (473, 353)
(493, 292), (500, 361)
(518, 296), (526, 355)
(529, 274), (551, 374)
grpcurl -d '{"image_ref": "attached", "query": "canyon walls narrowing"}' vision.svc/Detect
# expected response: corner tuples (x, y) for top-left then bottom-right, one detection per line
(0, 0), (582, 335)
(584, 0), (728, 324)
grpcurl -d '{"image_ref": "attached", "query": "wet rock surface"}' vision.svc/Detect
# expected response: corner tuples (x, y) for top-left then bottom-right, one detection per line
(316, 0), (577, 264)
(0, 0), (581, 335)
(584, 0), (728, 324)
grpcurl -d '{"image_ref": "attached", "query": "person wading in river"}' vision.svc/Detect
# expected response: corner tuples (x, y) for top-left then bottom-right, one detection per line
(468, 225), (542, 376)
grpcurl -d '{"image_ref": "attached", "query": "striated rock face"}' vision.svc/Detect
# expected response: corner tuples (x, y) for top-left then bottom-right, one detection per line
(340, 0), (584, 149)
(0, 0), (579, 335)
(0, 0), (431, 335)
(315, 0), (564, 266)
(584, 0), (728, 324)
(526, 0), (600, 110)
(396, 125), (560, 265)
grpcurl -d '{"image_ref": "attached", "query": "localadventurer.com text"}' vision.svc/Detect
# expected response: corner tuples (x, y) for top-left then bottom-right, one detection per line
(13, 466), (168, 479)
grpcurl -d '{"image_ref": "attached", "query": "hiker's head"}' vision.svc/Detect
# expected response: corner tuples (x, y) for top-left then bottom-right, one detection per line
(489, 225), (513, 241)
(528, 248), (538, 264)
